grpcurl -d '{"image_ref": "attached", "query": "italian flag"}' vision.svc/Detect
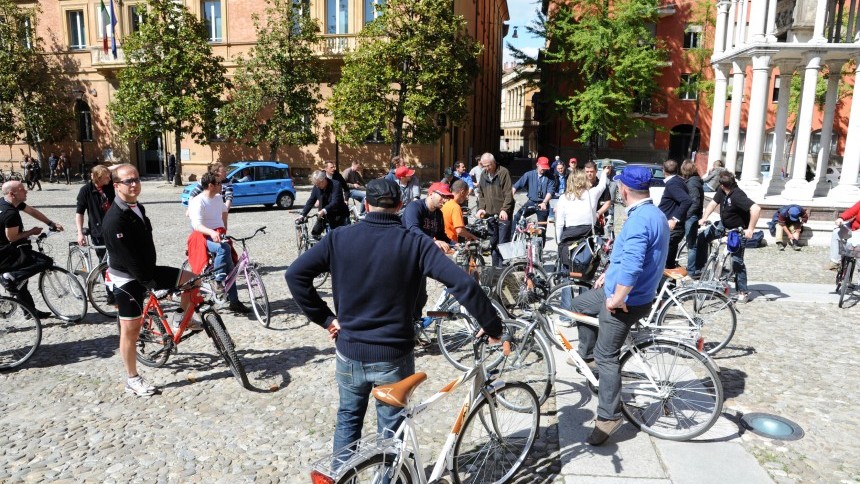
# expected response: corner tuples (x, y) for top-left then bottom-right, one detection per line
(100, 0), (109, 55)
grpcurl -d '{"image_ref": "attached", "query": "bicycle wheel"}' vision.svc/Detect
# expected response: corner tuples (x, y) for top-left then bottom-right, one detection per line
(86, 262), (117, 318)
(838, 258), (855, 308)
(136, 308), (172, 367)
(66, 245), (90, 283)
(482, 319), (555, 406)
(38, 266), (87, 323)
(495, 261), (549, 317)
(335, 452), (413, 484)
(314, 271), (329, 288)
(0, 296), (41, 370)
(203, 311), (249, 388)
(675, 239), (688, 267)
(452, 381), (540, 484)
(717, 252), (733, 282)
(295, 225), (308, 254)
(700, 253), (719, 282)
(619, 340), (723, 441)
(542, 281), (591, 349)
(656, 288), (737, 355)
(436, 298), (508, 371)
(244, 267), (270, 327)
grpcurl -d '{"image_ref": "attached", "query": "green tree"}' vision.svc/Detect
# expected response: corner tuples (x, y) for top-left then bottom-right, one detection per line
(218, 0), (325, 160)
(109, 0), (226, 185)
(0, 0), (74, 161)
(536, 0), (667, 160)
(329, 0), (481, 157)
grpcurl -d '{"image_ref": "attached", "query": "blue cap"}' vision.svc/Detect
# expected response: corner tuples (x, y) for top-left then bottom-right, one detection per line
(788, 206), (802, 221)
(613, 166), (652, 191)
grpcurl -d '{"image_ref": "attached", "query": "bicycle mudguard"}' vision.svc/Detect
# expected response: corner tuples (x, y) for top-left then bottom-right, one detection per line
(628, 336), (721, 373)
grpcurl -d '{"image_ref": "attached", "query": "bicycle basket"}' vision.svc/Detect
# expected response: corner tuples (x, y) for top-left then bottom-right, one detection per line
(839, 240), (860, 258)
(310, 428), (402, 481)
(498, 239), (527, 260)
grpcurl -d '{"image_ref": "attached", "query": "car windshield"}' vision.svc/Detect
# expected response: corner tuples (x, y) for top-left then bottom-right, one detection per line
(227, 164), (243, 174)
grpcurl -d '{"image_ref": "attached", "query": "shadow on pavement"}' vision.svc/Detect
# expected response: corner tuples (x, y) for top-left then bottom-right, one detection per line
(719, 366), (748, 400)
(24, 334), (118, 369)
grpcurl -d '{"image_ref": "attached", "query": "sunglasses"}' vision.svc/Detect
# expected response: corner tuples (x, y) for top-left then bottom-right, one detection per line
(117, 177), (141, 186)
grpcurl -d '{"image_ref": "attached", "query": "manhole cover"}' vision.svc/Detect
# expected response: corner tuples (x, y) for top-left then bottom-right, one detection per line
(740, 412), (804, 441)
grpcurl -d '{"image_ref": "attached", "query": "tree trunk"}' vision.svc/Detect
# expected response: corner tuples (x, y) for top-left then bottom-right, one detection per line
(173, 127), (182, 186)
(269, 142), (278, 161)
(392, 63), (409, 158)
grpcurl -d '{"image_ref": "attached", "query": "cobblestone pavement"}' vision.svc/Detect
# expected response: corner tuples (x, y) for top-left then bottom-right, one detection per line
(0, 179), (856, 483)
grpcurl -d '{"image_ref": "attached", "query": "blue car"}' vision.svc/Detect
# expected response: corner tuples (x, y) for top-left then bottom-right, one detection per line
(181, 161), (296, 209)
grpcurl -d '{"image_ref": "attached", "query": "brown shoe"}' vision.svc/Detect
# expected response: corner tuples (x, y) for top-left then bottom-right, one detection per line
(826, 261), (839, 271)
(587, 418), (623, 446)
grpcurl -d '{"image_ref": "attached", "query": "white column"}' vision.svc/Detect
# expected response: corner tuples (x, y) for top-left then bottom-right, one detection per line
(708, 64), (730, 166)
(740, 54), (772, 187)
(748, 0), (768, 42)
(738, 0), (750, 45)
(765, 0), (778, 42)
(766, 62), (796, 196)
(725, 60), (747, 174)
(831, 60), (860, 202)
(726, 0), (738, 51)
(814, 62), (844, 196)
(812, 0), (829, 43)
(783, 52), (822, 198)
(714, 1), (731, 54)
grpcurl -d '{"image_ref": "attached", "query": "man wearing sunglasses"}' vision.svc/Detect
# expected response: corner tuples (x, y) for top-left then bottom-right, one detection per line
(102, 164), (198, 397)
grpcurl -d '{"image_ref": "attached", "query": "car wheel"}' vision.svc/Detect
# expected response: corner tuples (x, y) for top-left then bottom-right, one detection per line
(276, 192), (294, 209)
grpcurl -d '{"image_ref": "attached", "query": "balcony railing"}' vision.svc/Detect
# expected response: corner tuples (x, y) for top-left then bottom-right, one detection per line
(90, 46), (126, 68)
(313, 34), (359, 57)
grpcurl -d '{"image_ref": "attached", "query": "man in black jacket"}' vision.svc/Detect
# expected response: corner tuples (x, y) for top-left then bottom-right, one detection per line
(102, 164), (197, 397)
(297, 170), (349, 238)
(286, 178), (503, 455)
(658, 159), (692, 269)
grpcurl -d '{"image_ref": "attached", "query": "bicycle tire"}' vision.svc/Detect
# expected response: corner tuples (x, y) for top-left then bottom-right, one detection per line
(619, 340), (723, 441)
(435, 298), (508, 371)
(700, 252), (719, 282)
(135, 308), (172, 367)
(86, 262), (117, 318)
(495, 260), (549, 318)
(839, 258), (855, 308)
(675, 239), (688, 267)
(38, 266), (88, 323)
(66, 245), (90, 283)
(452, 381), (540, 484)
(203, 311), (249, 389)
(541, 281), (591, 351)
(0, 296), (41, 370)
(655, 287), (737, 355)
(335, 452), (413, 484)
(482, 319), (555, 406)
(717, 252), (733, 283)
(244, 267), (270, 327)
(295, 225), (307, 254)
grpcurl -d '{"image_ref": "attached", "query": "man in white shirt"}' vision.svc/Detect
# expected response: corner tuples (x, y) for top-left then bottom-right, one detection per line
(188, 172), (249, 314)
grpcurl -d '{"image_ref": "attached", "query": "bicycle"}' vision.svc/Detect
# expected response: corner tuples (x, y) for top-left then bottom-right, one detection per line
(0, 296), (42, 370)
(835, 223), (859, 308)
(294, 213), (329, 288)
(134, 268), (249, 389)
(698, 223), (745, 287)
(495, 217), (551, 318)
(309, 330), (540, 484)
(67, 229), (116, 318)
(181, 227), (271, 327)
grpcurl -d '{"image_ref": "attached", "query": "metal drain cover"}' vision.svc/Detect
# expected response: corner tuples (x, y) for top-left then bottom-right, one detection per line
(740, 413), (804, 441)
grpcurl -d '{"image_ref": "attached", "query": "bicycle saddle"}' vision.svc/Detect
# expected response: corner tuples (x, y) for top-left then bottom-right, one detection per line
(663, 267), (688, 280)
(372, 372), (428, 408)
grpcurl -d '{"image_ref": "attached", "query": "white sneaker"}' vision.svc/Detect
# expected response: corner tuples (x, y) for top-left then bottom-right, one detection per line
(171, 311), (203, 331)
(125, 375), (156, 396)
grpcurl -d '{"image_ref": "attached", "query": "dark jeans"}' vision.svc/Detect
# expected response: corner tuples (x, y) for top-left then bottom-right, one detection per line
(311, 214), (347, 238)
(490, 219), (513, 267)
(690, 221), (748, 293)
(4, 246), (53, 313)
(684, 215), (699, 273)
(571, 287), (652, 420)
(665, 225), (685, 269)
(333, 351), (415, 454)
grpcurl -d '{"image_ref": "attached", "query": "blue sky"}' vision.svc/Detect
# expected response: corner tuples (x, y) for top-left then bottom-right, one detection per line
(503, 0), (544, 64)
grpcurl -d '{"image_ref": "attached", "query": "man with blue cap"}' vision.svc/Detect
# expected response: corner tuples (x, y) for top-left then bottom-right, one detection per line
(775, 204), (808, 251)
(565, 164), (668, 446)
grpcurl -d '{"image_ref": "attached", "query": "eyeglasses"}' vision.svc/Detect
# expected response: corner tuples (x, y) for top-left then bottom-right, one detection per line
(118, 177), (141, 186)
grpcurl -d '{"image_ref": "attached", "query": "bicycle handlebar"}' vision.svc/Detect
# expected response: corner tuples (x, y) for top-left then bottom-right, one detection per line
(226, 226), (267, 243)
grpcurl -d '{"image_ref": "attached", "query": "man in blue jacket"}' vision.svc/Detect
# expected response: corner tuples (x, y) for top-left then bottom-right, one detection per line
(567, 165), (669, 446)
(285, 178), (503, 455)
(512, 156), (556, 241)
(658, 159), (692, 269)
(296, 170), (349, 238)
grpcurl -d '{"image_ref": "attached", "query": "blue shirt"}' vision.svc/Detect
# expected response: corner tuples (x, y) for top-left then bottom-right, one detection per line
(513, 169), (556, 203)
(453, 171), (475, 191)
(604, 199), (669, 306)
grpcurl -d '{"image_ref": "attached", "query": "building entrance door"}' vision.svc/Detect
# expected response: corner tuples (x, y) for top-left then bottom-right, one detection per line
(669, 124), (700, 161)
(137, 136), (163, 175)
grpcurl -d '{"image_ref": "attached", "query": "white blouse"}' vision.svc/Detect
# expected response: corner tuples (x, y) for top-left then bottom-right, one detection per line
(554, 172), (608, 241)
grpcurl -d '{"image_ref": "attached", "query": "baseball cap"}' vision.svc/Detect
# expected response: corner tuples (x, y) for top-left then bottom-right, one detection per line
(428, 182), (453, 198)
(788, 206), (802, 222)
(613, 166), (652, 191)
(536, 156), (550, 170)
(365, 179), (400, 208)
(395, 166), (415, 178)
(568, 157), (578, 164)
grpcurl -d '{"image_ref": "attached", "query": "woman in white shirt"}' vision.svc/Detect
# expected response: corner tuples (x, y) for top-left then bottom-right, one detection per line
(554, 167), (608, 243)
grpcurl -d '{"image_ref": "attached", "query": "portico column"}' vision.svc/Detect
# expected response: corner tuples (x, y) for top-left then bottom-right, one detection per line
(726, 0), (738, 51)
(740, 54), (773, 187)
(765, 0), (778, 42)
(813, 61), (844, 197)
(738, 0), (750, 44)
(812, 0), (829, 43)
(725, 60), (747, 174)
(766, 62), (796, 196)
(748, 0), (768, 42)
(831, 58), (860, 202)
(708, 64), (730, 166)
(714, 1), (731, 54)
(783, 52), (823, 198)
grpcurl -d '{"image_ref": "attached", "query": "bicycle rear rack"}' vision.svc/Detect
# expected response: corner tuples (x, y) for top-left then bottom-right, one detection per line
(310, 428), (402, 481)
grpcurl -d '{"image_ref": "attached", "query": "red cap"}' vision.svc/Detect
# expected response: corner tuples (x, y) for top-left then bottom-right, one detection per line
(395, 166), (415, 178)
(536, 156), (550, 169)
(569, 157), (578, 164)
(428, 182), (453, 197)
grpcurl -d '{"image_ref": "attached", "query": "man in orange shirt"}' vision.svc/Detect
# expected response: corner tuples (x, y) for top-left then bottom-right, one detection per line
(442, 180), (479, 243)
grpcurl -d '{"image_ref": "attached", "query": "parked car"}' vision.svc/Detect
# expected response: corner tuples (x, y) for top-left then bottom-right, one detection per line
(612, 163), (666, 205)
(594, 158), (628, 174)
(181, 161), (296, 209)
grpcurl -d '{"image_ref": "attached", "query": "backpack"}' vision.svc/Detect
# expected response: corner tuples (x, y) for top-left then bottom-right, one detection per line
(726, 230), (742, 253)
(560, 235), (601, 281)
(745, 230), (765, 248)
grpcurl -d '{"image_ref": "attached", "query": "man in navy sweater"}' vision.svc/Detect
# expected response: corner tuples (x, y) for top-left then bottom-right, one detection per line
(567, 165), (669, 445)
(658, 159), (692, 269)
(285, 178), (503, 455)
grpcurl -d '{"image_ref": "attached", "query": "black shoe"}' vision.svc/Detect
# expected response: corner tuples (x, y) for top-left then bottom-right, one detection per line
(228, 301), (251, 314)
(25, 310), (52, 320)
(105, 292), (116, 305)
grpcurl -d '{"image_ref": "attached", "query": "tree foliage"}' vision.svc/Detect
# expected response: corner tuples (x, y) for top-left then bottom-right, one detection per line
(537, 0), (667, 158)
(109, 0), (225, 183)
(328, 0), (481, 156)
(217, 0), (326, 159)
(0, 0), (74, 158)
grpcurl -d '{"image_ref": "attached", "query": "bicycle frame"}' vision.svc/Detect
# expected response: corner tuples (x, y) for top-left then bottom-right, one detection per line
(143, 285), (206, 344)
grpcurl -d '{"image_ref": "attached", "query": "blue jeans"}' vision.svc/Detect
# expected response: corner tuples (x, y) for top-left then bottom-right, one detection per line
(349, 189), (366, 214)
(690, 221), (748, 293)
(205, 239), (239, 302)
(333, 351), (415, 454)
(684, 215), (699, 273)
(491, 219), (513, 267)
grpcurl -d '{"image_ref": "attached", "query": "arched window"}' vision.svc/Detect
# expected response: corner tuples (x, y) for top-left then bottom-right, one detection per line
(75, 99), (93, 142)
